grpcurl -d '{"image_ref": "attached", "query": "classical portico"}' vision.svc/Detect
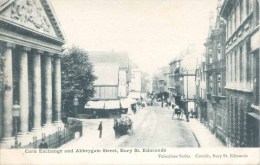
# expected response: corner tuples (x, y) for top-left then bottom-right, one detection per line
(0, 0), (65, 148)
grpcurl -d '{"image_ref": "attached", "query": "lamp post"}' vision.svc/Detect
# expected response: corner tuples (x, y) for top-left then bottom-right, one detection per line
(73, 95), (79, 118)
(12, 101), (20, 148)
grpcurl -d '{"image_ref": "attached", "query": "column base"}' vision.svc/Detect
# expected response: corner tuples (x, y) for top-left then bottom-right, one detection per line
(43, 124), (57, 135)
(0, 137), (15, 149)
(31, 127), (43, 137)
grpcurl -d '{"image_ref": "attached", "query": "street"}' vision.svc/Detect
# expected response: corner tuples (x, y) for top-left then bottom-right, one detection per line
(61, 106), (199, 148)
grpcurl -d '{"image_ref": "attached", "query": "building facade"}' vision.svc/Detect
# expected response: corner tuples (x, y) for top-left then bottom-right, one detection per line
(204, 4), (227, 144)
(195, 56), (208, 124)
(88, 51), (130, 100)
(169, 59), (182, 101)
(220, 0), (259, 147)
(0, 0), (65, 148)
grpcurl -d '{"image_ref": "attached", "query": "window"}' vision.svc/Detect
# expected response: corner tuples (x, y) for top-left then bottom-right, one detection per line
(246, 41), (251, 82)
(231, 53), (233, 82)
(227, 55), (229, 82)
(217, 74), (222, 95)
(253, 51), (259, 105)
(209, 75), (213, 93)
(240, 0), (243, 22)
(256, 0), (259, 25)
(239, 46), (243, 82)
(230, 14), (233, 34)
(246, 0), (250, 15)
(209, 48), (213, 63)
(234, 50), (237, 82)
(217, 42), (221, 60)
(226, 20), (229, 38)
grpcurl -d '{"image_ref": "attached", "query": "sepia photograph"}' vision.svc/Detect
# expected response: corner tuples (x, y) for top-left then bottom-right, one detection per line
(0, 0), (259, 164)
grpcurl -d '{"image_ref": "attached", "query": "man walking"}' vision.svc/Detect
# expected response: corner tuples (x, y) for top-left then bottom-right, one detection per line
(98, 121), (103, 138)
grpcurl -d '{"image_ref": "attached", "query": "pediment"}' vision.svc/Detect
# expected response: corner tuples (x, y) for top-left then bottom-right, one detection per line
(0, 0), (65, 41)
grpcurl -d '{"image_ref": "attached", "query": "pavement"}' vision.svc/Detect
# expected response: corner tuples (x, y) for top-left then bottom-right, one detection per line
(187, 117), (225, 147)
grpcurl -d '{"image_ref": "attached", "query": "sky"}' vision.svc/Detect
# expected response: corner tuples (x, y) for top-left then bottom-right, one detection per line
(51, 0), (217, 74)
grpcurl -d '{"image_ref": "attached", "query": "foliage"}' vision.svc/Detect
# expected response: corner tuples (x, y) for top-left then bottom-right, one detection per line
(61, 46), (97, 111)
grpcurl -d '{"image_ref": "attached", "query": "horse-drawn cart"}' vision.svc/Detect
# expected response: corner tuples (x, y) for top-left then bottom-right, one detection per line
(113, 116), (134, 138)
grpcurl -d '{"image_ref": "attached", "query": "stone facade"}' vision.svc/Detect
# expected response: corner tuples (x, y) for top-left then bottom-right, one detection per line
(0, 0), (65, 148)
(204, 3), (227, 144)
(220, 0), (259, 147)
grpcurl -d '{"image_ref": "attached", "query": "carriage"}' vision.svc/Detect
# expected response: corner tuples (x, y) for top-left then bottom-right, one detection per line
(113, 115), (134, 138)
(172, 105), (182, 119)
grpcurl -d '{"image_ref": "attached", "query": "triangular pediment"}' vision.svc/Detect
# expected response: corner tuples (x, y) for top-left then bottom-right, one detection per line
(0, 0), (65, 41)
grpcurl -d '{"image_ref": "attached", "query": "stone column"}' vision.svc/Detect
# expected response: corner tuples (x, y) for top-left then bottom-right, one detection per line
(43, 53), (53, 126)
(2, 42), (15, 141)
(19, 47), (30, 136)
(53, 54), (62, 124)
(32, 50), (42, 131)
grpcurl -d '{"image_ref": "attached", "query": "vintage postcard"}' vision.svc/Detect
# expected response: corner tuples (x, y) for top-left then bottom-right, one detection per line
(0, 0), (259, 164)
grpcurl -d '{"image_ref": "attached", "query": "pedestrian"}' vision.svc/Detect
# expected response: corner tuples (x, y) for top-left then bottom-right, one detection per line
(39, 139), (48, 149)
(190, 108), (194, 118)
(98, 121), (103, 138)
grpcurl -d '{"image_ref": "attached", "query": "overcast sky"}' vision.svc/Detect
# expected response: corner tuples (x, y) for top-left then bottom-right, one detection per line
(51, 0), (217, 74)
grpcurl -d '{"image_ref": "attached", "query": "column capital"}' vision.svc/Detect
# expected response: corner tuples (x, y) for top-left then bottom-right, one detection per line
(54, 54), (63, 59)
(32, 49), (44, 55)
(44, 52), (54, 57)
(20, 46), (31, 52)
(5, 42), (15, 49)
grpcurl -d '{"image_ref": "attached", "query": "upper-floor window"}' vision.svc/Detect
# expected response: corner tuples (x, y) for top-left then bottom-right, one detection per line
(234, 50), (237, 82)
(240, 0), (243, 22)
(233, 9), (236, 31)
(246, 41), (252, 82)
(209, 75), (213, 93)
(253, 52), (259, 105)
(230, 53), (233, 82)
(217, 42), (221, 60)
(256, 0), (259, 25)
(233, 6), (237, 31)
(217, 74), (222, 95)
(209, 48), (213, 63)
(239, 46), (243, 82)
(246, 0), (250, 15)
(226, 20), (229, 39)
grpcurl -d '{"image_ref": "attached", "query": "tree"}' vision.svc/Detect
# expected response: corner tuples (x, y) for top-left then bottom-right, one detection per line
(61, 46), (97, 115)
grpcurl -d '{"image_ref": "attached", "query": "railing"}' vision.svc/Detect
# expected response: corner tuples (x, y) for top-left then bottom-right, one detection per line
(16, 119), (82, 149)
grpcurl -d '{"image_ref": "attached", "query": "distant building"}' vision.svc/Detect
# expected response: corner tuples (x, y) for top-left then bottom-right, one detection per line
(220, 0), (259, 147)
(88, 51), (130, 100)
(195, 55), (207, 123)
(169, 59), (182, 101)
(152, 66), (170, 96)
(129, 69), (142, 99)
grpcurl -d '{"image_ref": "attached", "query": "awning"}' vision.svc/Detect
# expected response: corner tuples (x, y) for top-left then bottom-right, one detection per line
(104, 100), (120, 109)
(84, 101), (105, 109)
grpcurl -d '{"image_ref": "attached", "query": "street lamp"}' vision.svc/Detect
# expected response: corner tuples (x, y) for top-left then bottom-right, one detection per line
(73, 95), (79, 117)
(12, 101), (20, 148)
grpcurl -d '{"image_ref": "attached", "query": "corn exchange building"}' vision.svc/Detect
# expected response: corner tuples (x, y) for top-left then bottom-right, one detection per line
(0, 0), (65, 148)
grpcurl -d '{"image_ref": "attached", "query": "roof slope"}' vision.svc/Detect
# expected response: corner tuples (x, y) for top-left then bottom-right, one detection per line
(94, 64), (119, 86)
